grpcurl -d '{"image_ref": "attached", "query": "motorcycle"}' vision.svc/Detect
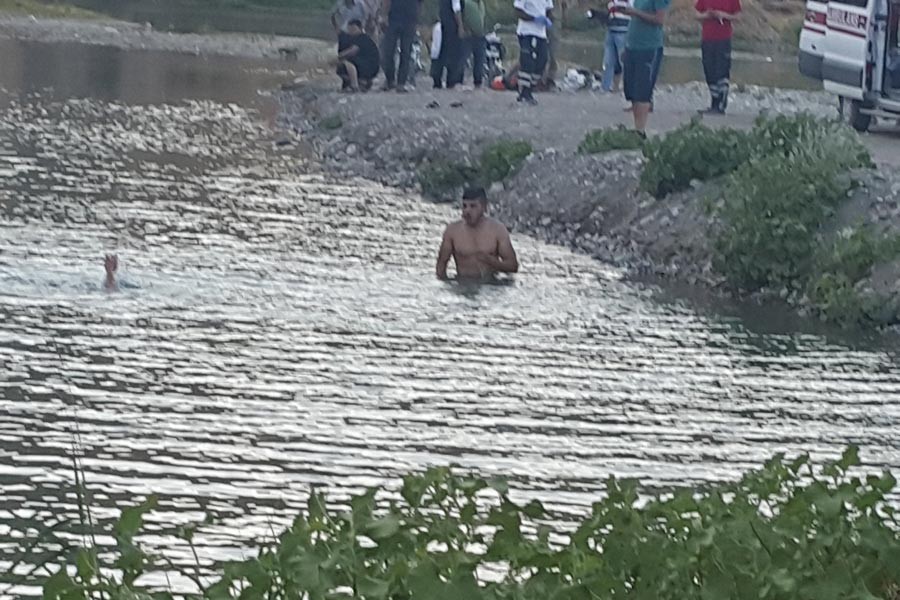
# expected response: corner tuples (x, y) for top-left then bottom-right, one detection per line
(484, 23), (506, 81)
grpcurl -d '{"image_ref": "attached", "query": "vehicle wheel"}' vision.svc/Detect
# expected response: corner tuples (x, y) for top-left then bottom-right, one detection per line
(849, 99), (872, 132)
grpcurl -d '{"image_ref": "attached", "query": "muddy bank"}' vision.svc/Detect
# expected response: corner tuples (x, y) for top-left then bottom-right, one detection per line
(0, 14), (333, 62)
(277, 82), (900, 325)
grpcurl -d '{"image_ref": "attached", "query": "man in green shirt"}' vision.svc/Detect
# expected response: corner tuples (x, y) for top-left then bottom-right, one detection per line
(461, 0), (488, 87)
(621, 0), (670, 133)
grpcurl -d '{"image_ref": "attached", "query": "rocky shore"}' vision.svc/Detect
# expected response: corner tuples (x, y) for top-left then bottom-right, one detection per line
(278, 81), (900, 325)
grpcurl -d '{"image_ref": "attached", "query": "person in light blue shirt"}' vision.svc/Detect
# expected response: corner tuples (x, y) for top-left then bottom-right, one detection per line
(621, 0), (670, 133)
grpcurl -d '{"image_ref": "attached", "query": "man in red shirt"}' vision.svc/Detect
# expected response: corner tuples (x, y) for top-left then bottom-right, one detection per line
(695, 0), (740, 114)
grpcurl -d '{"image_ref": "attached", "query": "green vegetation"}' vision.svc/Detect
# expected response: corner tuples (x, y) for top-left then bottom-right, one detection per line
(0, 0), (102, 19)
(319, 114), (343, 130)
(479, 140), (532, 183)
(13, 447), (900, 600)
(418, 139), (532, 198)
(418, 160), (480, 198)
(639, 120), (753, 198)
(807, 228), (900, 324)
(578, 125), (646, 154)
(636, 114), (897, 326)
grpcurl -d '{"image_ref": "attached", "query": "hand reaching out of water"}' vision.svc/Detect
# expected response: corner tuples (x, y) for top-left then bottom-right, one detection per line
(104, 253), (118, 291)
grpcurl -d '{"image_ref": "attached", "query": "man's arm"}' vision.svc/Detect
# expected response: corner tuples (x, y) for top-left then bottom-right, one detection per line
(453, 0), (465, 32)
(338, 44), (361, 59)
(436, 228), (453, 280)
(515, 8), (536, 20)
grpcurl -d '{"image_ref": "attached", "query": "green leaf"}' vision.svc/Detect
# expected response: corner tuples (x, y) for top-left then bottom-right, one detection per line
(204, 579), (235, 600)
(115, 495), (159, 540)
(523, 500), (545, 519)
(487, 477), (509, 496)
(44, 568), (77, 600)
(75, 549), (96, 584)
(838, 446), (860, 471)
(366, 515), (401, 540)
(401, 474), (426, 508)
(357, 575), (390, 599)
(771, 569), (797, 593)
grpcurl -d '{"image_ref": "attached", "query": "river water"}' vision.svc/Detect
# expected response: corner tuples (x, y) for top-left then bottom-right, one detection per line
(0, 35), (898, 595)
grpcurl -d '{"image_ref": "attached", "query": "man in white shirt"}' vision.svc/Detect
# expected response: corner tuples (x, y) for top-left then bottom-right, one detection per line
(514, 0), (554, 104)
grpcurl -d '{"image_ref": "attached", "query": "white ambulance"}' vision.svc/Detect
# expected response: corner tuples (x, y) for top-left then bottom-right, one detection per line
(799, 0), (828, 79)
(806, 0), (900, 131)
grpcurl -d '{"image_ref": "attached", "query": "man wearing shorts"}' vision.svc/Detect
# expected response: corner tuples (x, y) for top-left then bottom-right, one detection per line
(621, 0), (669, 133)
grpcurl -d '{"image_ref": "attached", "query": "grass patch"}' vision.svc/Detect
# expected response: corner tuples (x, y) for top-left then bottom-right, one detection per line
(0, 0), (103, 19)
(479, 140), (532, 183)
(319, 114), (343, 131)
(418, 139), (532, 198)
(807, 228), (900, 325)
(21, 447), (900, 600)
(418, 160), (480, 198)
(640, 120), (753, 198)
(578, 125), (646, 154)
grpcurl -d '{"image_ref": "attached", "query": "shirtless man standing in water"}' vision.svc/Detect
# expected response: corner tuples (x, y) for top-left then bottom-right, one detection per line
(436, 187), (519, 280)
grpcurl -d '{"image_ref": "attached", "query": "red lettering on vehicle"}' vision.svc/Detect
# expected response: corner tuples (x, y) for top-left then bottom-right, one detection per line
(827, 7), (868, 31)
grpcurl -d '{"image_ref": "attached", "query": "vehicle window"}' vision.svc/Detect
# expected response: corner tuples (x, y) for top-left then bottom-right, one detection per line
(829, 0), (868, 7)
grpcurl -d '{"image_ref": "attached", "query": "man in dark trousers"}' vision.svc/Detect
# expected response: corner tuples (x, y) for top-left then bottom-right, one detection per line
(514, 0), (554, 105)
(439, 0), (466, 88)
(695, 0), (741, 114)
(380, 0), (422, 91)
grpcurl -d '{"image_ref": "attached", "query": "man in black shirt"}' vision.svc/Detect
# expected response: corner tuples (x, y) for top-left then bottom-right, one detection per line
(380, 0), (422, 91)
(336, 20), (381, 91)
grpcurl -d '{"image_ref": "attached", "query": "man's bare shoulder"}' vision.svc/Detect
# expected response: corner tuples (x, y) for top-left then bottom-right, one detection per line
(485, 217), (511, 235)
(444, 220), (466, 234)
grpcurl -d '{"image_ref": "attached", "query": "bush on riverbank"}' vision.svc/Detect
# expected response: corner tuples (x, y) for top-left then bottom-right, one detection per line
(633, 114), (895, 325)
(25, 447), (900, 600)
(807, 228), (900, 324)
(418, 139), (532, 199)
(707, 116), (889, 324)
(578, 125), (646, 154)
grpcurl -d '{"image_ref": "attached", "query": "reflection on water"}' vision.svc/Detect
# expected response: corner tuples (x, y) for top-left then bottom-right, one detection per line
(0, 36), (896, 596)
(0, 37), (292, 108)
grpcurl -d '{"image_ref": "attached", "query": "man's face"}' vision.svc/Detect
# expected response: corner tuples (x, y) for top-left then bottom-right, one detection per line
(461, 199), (485, 226)
(347, 23), (362, 35)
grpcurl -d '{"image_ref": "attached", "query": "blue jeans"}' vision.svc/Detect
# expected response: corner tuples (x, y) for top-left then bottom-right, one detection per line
(601, 30), (627, 92)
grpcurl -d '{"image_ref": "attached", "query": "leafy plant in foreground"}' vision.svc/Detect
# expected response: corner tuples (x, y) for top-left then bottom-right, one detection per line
(21, 448), (900, 600)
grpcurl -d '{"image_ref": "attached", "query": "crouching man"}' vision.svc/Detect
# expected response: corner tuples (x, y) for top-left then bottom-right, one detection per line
(336, 19), (381, 91)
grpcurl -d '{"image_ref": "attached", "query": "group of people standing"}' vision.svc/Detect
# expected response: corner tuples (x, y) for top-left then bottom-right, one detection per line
(331, 0), (742, 132)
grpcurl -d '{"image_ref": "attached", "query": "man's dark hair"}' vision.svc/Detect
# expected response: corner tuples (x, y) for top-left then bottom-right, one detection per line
(462, 187), (487, 203)
(347, 18), (364, 28)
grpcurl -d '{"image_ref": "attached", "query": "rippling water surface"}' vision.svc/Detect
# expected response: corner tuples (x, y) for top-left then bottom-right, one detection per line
(0, 37), (898, 595)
